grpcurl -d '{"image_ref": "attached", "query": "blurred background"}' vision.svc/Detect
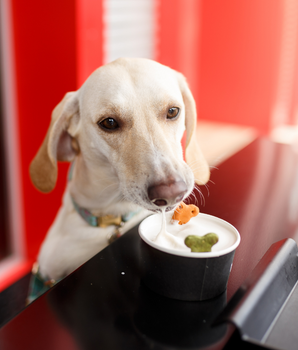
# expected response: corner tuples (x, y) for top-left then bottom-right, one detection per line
(0, 0), (298, 290)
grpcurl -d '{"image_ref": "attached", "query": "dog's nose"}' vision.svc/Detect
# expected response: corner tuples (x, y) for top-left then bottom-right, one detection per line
(148, 180), (188, 207)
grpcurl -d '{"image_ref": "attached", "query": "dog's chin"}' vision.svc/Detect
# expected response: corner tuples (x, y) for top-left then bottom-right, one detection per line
(147, 206), (175, 213)
(127, 196), (175, 213)
(139, 200), (177, 213)
(126, 192), (185, 214)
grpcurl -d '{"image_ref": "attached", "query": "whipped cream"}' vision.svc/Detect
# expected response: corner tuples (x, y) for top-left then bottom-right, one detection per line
(148, 210), (237, 253)
(153, 208), (188, 250)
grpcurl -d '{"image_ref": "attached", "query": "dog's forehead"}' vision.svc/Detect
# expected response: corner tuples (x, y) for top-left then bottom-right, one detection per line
(80, 58), (183, 116)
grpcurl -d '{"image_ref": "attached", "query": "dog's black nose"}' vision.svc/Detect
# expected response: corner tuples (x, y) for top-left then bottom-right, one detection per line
(148, 179), (187, 207)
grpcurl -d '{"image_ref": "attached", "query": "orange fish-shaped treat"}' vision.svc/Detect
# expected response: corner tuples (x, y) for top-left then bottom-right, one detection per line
(172, 202), (199, 225)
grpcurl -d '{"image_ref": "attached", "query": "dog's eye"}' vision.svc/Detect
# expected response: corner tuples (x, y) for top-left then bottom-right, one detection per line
(167, 107), (180, 120)
(99, 118), (119, 130)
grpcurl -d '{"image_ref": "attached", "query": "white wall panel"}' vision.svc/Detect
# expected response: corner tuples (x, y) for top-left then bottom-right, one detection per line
(103, 0), (156, 63)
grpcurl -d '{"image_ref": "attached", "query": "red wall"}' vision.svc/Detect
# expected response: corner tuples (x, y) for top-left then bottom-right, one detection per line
(11, 1), (77, 262)
(11, 0), (103, 266)
(158, 0), (291, 134)
(76, 0), (103, 87)
(198, 0), (284, 134)
(0, 0), (104, 291)
(158, 0), (201, 104)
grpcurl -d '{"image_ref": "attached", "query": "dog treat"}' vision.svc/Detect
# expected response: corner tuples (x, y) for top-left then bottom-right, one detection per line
(172, 202), (199, 225)
(184, 233), (219, 252)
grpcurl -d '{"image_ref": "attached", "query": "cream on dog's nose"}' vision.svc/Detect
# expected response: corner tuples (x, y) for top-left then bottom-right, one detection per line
(148, 179), (187, 207)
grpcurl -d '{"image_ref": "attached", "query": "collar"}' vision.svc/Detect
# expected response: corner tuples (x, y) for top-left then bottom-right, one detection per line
(71, 196), (140, 228)
(68, 162), (140, 228)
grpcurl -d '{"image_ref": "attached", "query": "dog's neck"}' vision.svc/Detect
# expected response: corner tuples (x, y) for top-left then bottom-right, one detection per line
(68, 155), (139, 217)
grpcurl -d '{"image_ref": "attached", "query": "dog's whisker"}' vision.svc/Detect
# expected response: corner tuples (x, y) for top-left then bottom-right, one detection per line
(92, 176), (119, 185)
(190, 165), (210, 174)
(193, 180), (210, 200)
(209, 165), (218, 171)
(188, 159), (207, 168)
(95, 182), (119, 198)
(202, 184), (210, 198)
(188, 162), (211, 177)
(191, 186), (206, 206)
(190, 192), (199, 207)
(200, 179), (214, 190)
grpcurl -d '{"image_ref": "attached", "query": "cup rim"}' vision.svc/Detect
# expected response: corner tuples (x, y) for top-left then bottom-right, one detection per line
(139, 212), (241, 258)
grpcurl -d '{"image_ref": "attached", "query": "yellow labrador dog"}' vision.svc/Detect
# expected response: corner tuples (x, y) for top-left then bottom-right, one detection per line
(29, 58), (209, 299)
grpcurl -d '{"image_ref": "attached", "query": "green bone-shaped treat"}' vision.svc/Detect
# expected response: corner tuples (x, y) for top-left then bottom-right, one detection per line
(185, 233), (219, 252)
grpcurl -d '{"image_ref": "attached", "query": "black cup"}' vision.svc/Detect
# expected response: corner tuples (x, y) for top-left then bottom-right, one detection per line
(138, 213), (240, 301)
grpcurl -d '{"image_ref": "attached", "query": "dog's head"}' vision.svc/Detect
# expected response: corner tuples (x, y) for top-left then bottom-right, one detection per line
(30, 58), (209, 212)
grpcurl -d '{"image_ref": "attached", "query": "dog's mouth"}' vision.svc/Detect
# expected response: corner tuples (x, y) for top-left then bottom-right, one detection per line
(165, 205), (176, 212)
(131, 196), (179, 213)
(149, 205), (176, 213)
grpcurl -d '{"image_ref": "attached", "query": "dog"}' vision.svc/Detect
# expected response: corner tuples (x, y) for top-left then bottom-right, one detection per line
(28, 58), (210, 300)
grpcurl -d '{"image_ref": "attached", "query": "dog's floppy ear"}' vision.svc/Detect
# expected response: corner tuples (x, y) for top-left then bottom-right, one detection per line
(30, 92), (80, 193)
(177, 73), (210, 185)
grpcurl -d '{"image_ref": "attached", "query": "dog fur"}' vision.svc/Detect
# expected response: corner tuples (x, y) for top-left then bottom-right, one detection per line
(30, 58), (210, 282)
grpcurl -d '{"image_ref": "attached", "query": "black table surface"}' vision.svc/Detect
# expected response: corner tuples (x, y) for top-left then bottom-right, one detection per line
(1, 137), (298, 350)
